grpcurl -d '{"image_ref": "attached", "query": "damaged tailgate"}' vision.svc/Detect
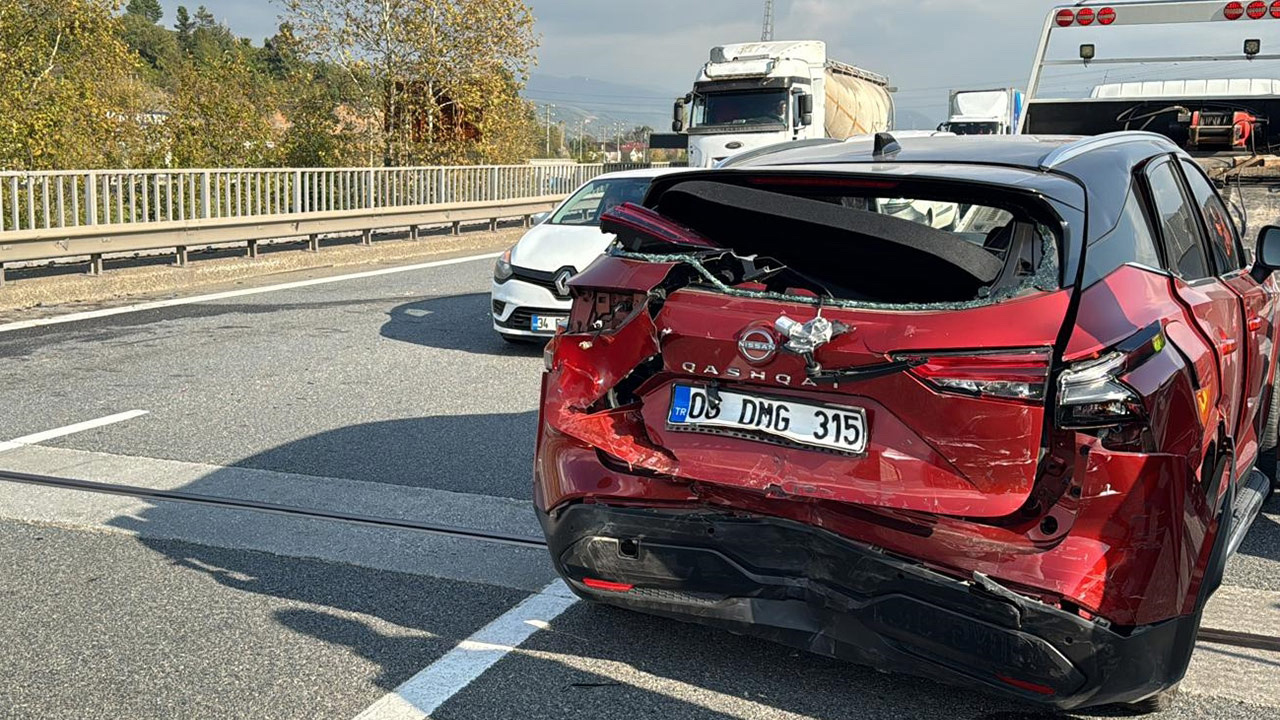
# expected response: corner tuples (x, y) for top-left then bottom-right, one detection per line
(548, 172), (1078, 519)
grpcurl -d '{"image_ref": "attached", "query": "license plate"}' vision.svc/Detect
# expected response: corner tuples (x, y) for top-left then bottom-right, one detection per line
(530, 314), (560, 332)
(668, 384), (867, 454)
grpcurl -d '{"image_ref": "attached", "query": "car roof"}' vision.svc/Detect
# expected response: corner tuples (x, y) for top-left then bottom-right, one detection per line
(727, 132), (1181, 171)
(588, 167), (690, 181)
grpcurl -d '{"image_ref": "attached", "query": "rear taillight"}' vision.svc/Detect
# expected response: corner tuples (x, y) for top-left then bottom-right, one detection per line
(567, 291), (648, 335)
(1226, 1), (1246, 19)
(903, 349), (1051, 403)
(1056, 8), (1075, 26)
(1057, 325), (1165, 429)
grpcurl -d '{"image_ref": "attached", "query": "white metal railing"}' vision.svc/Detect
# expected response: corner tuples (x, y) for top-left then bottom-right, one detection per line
(0, 163), (663, 234)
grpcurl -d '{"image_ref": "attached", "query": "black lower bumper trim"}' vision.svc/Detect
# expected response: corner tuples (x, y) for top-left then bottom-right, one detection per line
(540, 504), (1200, 710)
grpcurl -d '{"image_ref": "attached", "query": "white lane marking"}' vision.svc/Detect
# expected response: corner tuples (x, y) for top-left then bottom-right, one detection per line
(0, 252), (501, 334)
(0, 410), (149, 453)
(353, 580), (579, 720)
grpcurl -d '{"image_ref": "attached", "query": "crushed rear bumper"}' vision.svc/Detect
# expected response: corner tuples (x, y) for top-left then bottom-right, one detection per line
(540, 503), (1199, 711)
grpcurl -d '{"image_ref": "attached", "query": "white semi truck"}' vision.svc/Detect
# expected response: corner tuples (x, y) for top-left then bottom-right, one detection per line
(669, 40), (895, 168)
(938, 88), (1024, 135)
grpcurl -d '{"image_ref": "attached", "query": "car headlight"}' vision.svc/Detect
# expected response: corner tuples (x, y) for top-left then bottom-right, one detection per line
(494, 248), (514, 282)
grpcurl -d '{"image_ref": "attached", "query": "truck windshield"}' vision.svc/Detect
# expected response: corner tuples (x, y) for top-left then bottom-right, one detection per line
(692, 91), (789, 129)
(945, 122), (1001, 135)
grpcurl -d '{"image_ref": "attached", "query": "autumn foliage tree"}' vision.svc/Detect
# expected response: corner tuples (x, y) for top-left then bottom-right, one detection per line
(0, 0), (543, 170)
(281, 0), (540, 166)
(0, 0), (147, 169)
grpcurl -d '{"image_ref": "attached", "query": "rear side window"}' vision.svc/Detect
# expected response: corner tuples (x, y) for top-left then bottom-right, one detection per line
(1180, 159), (1246, 273)
(1083, 187), (1162, 286)
(1146, 159), (1212, 281)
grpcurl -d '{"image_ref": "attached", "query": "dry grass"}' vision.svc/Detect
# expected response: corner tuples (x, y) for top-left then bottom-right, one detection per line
(0, 228), (522, 315)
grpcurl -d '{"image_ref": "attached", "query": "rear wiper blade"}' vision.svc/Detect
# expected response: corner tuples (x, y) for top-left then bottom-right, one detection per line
(808, 358), (922, 385)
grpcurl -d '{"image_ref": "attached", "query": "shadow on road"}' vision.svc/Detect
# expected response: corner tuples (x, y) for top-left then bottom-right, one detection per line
(96, 428), (1279, 719)
(380, 291), (543, 358)
(222, 412), (537, 497)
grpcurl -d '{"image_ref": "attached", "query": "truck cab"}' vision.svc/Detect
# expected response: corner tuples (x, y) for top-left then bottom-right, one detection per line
(673, 41), (892, 167)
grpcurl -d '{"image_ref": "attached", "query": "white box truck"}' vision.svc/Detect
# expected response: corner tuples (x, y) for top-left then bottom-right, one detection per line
(938, 88), (1024, 135)
(669, 40), (895, 168)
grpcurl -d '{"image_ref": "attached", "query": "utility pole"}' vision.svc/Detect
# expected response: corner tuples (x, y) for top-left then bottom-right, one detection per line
(761, 0), (775, 41)
(544, 104), (556, 156)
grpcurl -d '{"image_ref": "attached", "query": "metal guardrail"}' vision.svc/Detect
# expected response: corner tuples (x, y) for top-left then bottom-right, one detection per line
(0, 162), (668, 286)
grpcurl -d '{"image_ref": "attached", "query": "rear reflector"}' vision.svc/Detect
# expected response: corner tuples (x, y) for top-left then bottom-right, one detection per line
(902, 349), (1051, 403)
(582, 577), (634, 593)
(1056, 8), (1075, 26)
(997, 674), (1056, 696)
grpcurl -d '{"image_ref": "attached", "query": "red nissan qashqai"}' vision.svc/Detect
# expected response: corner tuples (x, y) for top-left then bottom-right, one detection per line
(534, 132), (1280, 712)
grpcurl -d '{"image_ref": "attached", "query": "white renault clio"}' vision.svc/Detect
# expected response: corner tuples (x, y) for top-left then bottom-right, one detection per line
(491, 168), (684, 342)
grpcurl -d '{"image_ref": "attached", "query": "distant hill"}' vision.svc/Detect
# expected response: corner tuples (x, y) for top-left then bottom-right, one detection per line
(524, 73), (945, 136)
(524, 73), (679, 132)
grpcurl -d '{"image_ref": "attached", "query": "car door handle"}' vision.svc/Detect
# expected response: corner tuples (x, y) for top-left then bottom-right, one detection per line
(1248, 316), (1264, 332)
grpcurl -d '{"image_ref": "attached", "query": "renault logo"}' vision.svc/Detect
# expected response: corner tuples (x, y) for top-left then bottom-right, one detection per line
(553, 268), (575, 297)
(738, 328), (778, 363)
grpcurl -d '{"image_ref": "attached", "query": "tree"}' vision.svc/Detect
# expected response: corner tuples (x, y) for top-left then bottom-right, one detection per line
(281, 0), (539, 165)
(156, 52), (281, 167)
(173, 5), (193, 49)
(0, 0), (147, 170)
(121, 10), (178, 73)
(259, 23), (302, 79)
(187, 5), (236, 62)
(124, 0), (161, 22)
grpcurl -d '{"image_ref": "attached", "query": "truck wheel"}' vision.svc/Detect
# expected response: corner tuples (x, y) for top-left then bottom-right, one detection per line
(1121, 685), (1180, 714)
(1258, 381), (1280, 493)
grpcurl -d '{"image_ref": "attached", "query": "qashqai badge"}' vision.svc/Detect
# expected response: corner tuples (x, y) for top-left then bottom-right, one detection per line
(738, 328), (778, 363)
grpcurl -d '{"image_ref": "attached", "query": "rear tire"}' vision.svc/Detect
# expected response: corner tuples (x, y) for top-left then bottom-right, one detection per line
(1258, 382), (1280, 494)
(1120, 686), (1180, 714)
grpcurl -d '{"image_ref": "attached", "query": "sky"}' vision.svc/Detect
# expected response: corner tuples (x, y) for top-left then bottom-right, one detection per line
(159, 1), (1280, 126)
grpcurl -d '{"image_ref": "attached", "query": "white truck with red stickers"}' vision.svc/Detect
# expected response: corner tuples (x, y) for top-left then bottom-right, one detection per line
(1021, 0), (1280, 231)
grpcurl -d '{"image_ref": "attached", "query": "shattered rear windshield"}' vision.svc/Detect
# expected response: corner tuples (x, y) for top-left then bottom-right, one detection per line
(612, 178), (1061, 311)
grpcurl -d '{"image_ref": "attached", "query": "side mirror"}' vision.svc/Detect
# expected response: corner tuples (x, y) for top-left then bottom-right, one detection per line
(531, 211), (550, 226)
(1253, 225), (1280, 281)
(672, 98), (686, 133)
(798, 94), (815, 126)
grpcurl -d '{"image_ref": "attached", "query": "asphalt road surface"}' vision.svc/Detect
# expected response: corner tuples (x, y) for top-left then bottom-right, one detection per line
(1, 253), (1277, 720)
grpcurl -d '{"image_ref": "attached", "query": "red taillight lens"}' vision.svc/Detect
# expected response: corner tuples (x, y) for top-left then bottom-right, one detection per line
(903, 349), (1051, 403)
(1098, 7), (1116, 24)
(582, 577), (634, 593)
(1271, 0), (1280, 17)
(1226, 1), (1246, 19)
(1077, 7), (1096, 24)
(1056, 9), (1075, 26)
(1248, 0), (1267, 18)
